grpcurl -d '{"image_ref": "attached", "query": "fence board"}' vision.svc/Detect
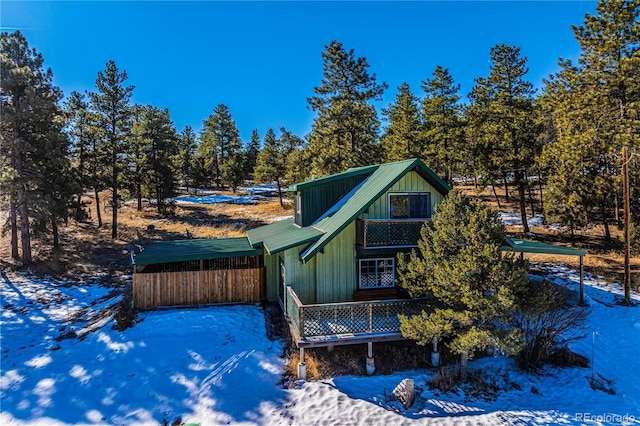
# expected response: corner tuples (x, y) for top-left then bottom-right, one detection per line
(133, 268), (266, 309)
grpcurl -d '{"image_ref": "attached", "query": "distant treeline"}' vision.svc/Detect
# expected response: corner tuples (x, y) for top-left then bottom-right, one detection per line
(1, 0), (638, 265)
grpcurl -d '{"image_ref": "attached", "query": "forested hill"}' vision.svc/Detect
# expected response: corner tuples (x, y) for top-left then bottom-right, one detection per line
(1, 0), (638, 270)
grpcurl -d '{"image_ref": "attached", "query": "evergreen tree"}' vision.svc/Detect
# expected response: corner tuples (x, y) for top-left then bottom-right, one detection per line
(128, 104), (146, 211)
(305, 40), (387, 176)
(540, 0), (639, 243)
(89, 60), (134, 239)
(178, 125), (198, 193)
(64, 91), (93, 220)
(199, 104), (242, 188)
(467, 45), (539, 232)
(0, 31), (70, 263)
(244, 129), (261, 181)
(135, 105), (179, 214)
(254, 128), (286, 206)
(397, 190), (528, 369)
(380, 83), (424, 162)
(421, 66), (464, 185)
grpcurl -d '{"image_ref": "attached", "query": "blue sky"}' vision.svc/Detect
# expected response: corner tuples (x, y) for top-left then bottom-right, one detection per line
(2, 1), (596, 142)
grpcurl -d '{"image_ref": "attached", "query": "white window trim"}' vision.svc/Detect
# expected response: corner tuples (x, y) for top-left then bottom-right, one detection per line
(358, 257), (395, 289)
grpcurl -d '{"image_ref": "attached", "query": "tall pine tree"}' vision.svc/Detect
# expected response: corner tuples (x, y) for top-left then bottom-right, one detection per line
(89, 60), (134, 239)
(380, 83), (424, 162)
(305, 40), (387, 176)
(421, 66), (464, 186)
(199, 104), (242, 188)
(540, 0), (639, 244)
(467, 45), (539, 232)
(1, 31), (71, 263)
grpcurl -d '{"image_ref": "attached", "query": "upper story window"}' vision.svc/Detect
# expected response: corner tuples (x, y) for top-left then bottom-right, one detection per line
(389, 192), (431, 219)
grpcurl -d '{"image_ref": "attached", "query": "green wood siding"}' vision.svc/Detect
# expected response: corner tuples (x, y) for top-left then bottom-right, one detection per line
(264, 253), (280, 302)
(363, 171), (444, 219)
(297, 175), (368, 226)
(283, 246), (317, 304)
(315, 222), (357, 303)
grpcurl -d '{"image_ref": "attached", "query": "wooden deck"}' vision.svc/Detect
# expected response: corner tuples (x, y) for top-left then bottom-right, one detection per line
(285, 286), (428, 348)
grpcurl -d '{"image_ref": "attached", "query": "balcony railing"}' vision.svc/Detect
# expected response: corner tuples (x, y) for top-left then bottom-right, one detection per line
(286, 286), (428, 340)
(356, 219), (429, 248)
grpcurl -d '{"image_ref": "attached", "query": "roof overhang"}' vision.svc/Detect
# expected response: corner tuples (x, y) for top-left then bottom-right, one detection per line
(133, 237), (262, 265)
(500, 237), (586, 257)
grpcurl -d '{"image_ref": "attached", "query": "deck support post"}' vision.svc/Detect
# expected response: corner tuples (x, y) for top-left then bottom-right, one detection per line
(298, 347), (306, 380)
(366, 342), (375, 375)
(579, 256), (585, 306)
(431, 337), (440, 367)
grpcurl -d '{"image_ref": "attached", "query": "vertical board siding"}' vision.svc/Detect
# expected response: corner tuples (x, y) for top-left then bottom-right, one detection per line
(133, 268), (266, 310)
(300, 175), (368, 226)
(364, 171), (444, 219)
(315, 222), (356, 303)
(264, 253), (280, 302)
(283, 246), (317, 305)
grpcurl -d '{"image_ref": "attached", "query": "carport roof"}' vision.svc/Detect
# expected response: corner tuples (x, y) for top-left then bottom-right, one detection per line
(133, 237), (262, 265)
(501, 237), (586, 257)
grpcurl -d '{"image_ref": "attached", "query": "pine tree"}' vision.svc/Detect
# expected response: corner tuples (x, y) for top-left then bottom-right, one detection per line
(178, 125), (198, 193)
(199, 104), (242, 188)
(89, 60), (134, 239)
(135, 105), (179, 214)
(467, 45), (539, 232)
(244, 129), (261, 181)
(1, 31), (70, 263)
(254, 128), (286, 206)
(421, 66), (464, 186)
(540, 0), (639, 244)
(64, 91), (93, 220)
(397, 190), (528, 369)
(380, 83), (424, 162)
(305, 40), (387, 176)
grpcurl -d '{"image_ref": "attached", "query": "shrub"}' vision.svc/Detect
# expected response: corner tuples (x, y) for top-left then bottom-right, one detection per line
(515, 280), (589, 371)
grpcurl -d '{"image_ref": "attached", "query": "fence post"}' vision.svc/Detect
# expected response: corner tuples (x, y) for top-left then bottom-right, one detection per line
(299, 305), (305, 338)
(368, 303), (373, 333)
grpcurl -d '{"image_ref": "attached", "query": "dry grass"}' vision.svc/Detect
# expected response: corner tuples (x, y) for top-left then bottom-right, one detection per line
(459, 184), (639, 289)
(0, 190), (293, 278)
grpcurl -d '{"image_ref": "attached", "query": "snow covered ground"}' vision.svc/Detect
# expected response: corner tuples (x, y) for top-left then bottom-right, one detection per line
(1, 266), (639, 425)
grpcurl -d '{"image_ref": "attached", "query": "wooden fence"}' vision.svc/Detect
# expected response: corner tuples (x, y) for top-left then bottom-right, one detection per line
(133, 268), (266, 310)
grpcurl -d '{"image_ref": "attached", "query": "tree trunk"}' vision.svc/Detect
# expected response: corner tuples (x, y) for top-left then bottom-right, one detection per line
(460, 352), (468, 381)
(491, 183), (502, 209)
(276, 179), (283, 207)
(601, 201), (611, 242)
(517, 173), (530, 233)
(526, 171), (535, 217)
(111, 148), (118, 239)
(502, 172), (510, 202)
(51, 217), (60, 251)
(94, 187), (103, 227)
(10, 196), (19, 260)
(537, 169), (544, 216)
(137, 181), (142, 211)
(570, 222), (575, 247)
(14, 148), (32, 265)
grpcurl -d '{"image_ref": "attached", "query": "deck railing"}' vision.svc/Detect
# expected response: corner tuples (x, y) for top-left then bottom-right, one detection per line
(286, 286), (428, 339)
(356, 219), (429, 248)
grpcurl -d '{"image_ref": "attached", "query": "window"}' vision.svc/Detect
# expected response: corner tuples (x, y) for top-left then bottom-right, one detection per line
(359, 258), (395, 289)
(389, 192), (431, 219)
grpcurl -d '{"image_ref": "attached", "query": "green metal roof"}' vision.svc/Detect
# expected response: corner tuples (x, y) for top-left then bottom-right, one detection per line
(133, 237), (262, 265)
(300, 158), (451, 262)
(246, 217), (325, 255)
(501, 237), (586, 257)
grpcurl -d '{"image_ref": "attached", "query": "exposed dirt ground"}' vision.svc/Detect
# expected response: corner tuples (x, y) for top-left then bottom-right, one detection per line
(0, 186), (637, 288)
